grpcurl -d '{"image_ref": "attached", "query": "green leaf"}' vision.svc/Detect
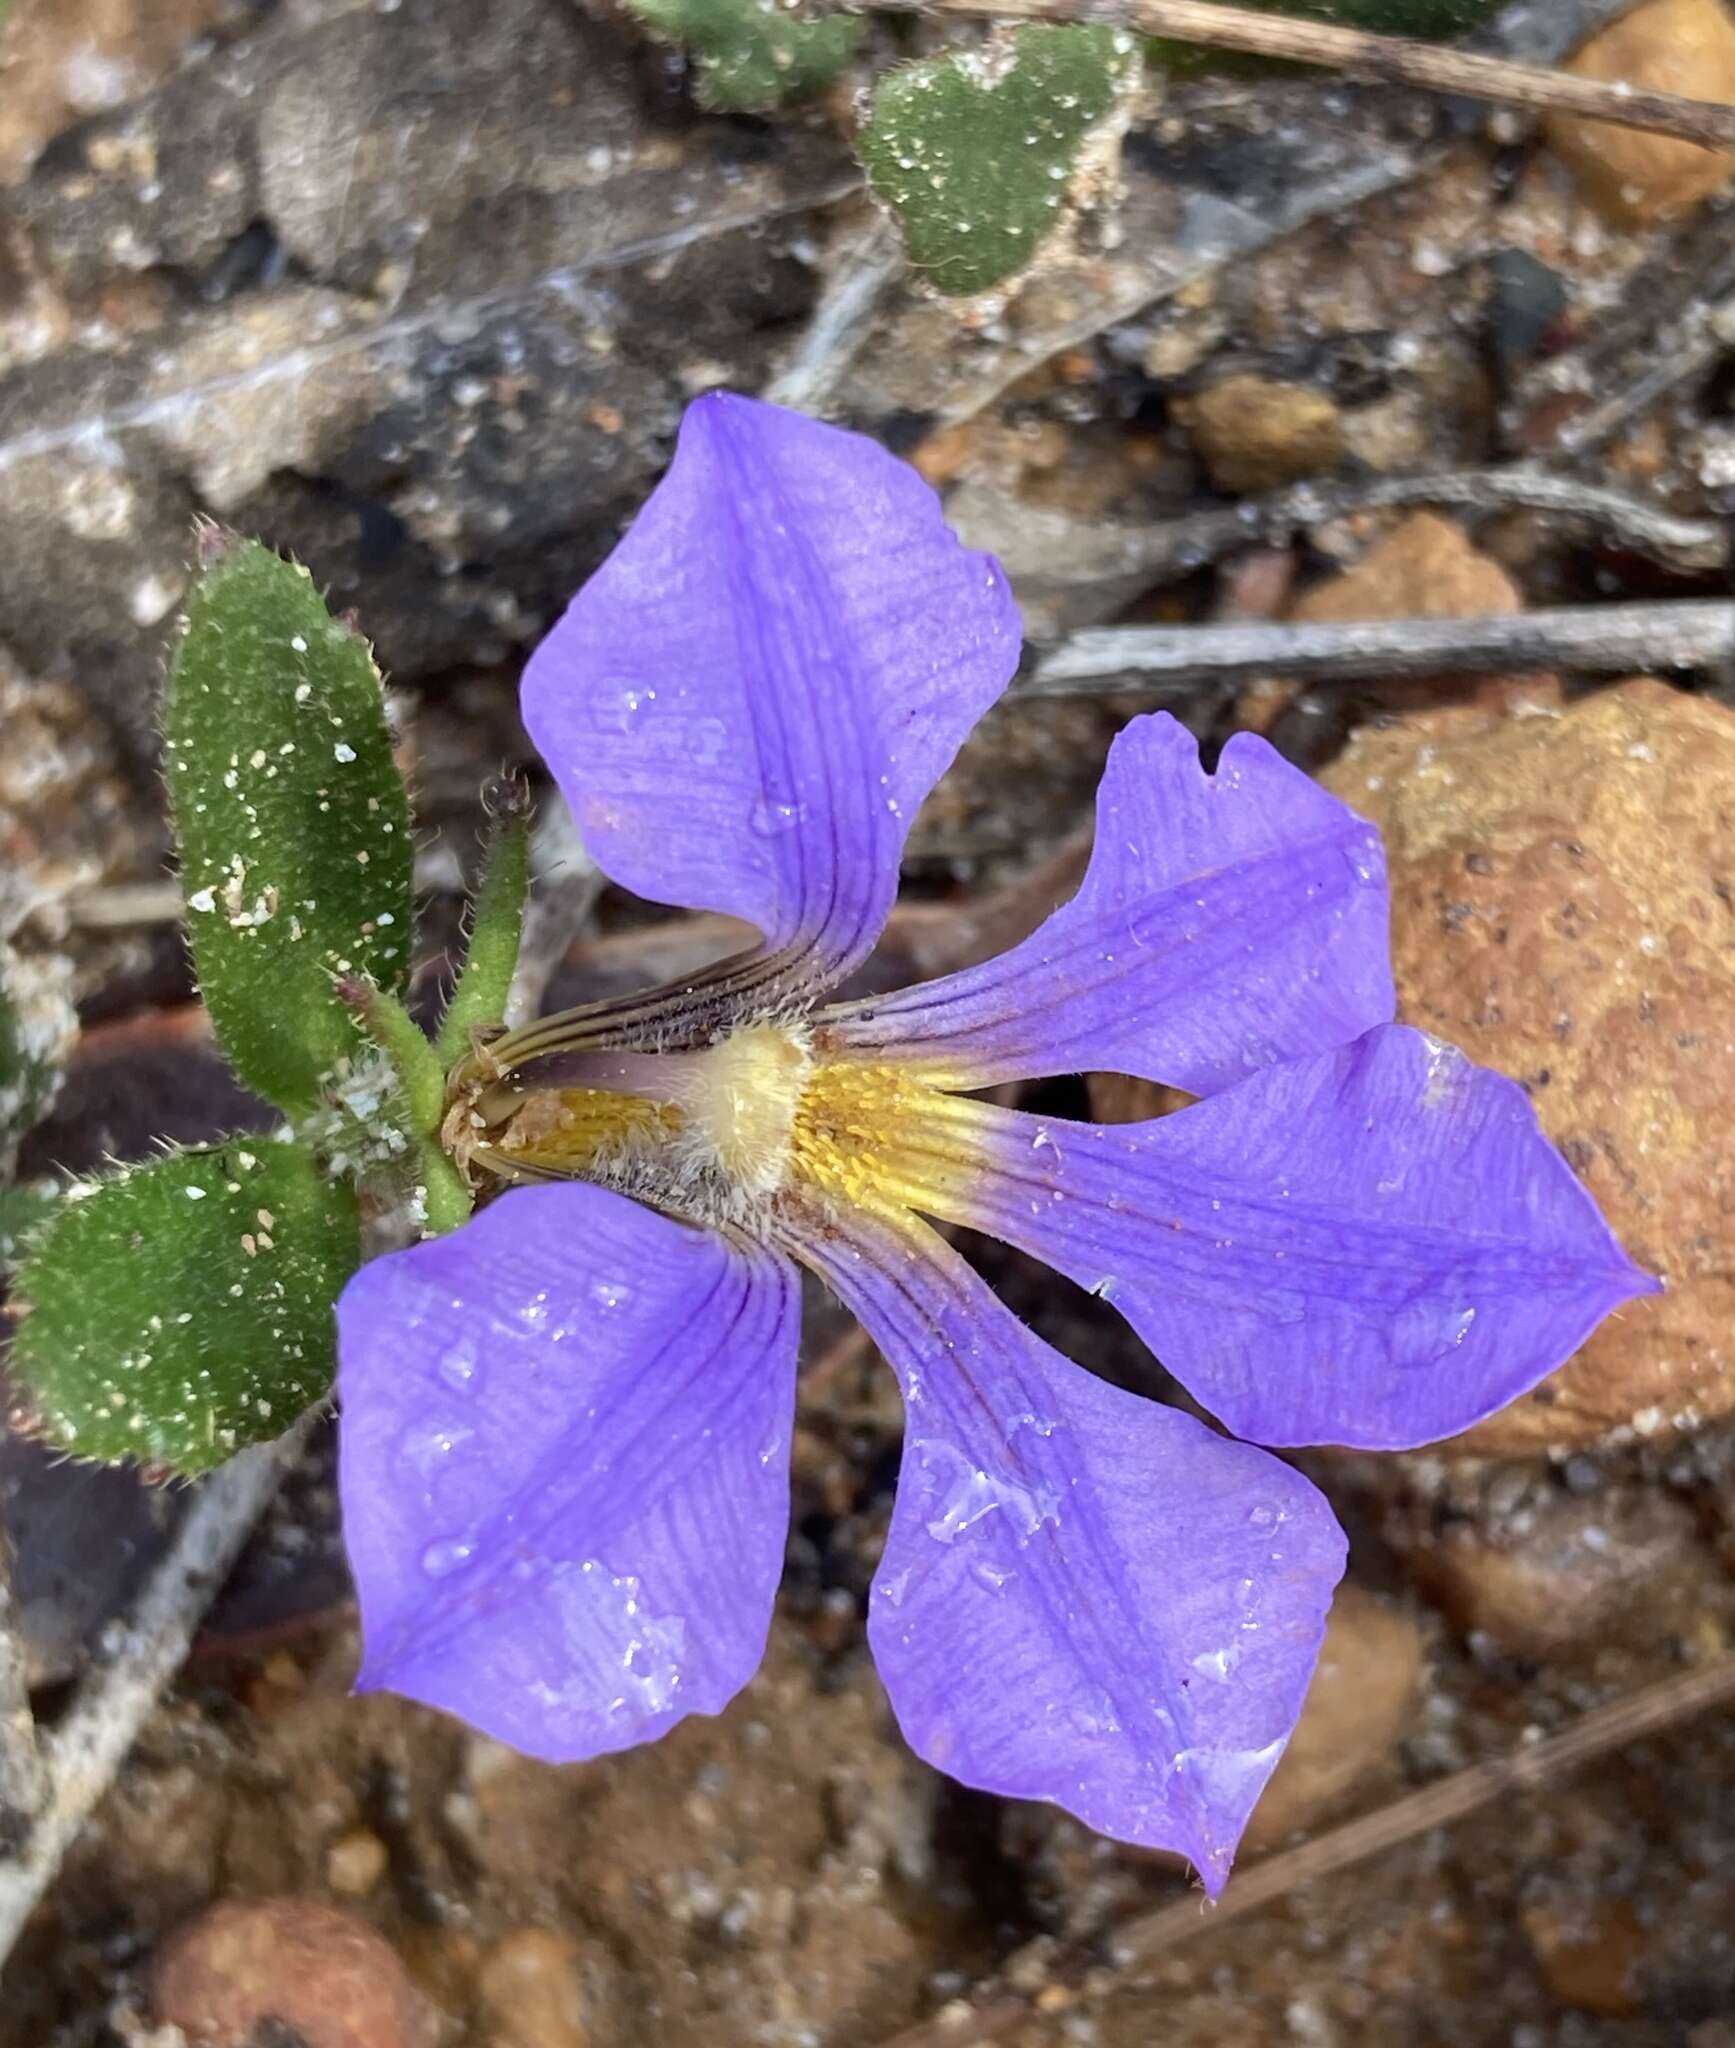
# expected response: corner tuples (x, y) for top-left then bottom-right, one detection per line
(9, 1138), (360, 1474)
(624, 0), (862, 111)
(0, 939), (75, 1176)
(859, 25), (1140, 298)
(163, 536), (414, 1118)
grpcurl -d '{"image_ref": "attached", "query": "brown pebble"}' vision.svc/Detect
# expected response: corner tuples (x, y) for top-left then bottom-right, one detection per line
(1291, 512), (1520, 626)
(326, 1828), (390, 1897)
(1243, 1586), (1424, 1851)
(151, 1895), (440, 2048)
(1413, 1486), (1719, 1659)
(476, 1927), (592, 2048)
(1546, 0), (1735, 223)
(1175, 375), (1344, 496)
(1523, 1897), (1646, 2017)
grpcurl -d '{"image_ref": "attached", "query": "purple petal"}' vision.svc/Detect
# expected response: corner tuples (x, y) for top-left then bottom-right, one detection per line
(521, 394), (1021, 987)
(914, 1026), (1659, 1450)
(336, 1183), (799, 1759)
(823, 714), (1393, 1095)
(781, 1202), (1345, 1893)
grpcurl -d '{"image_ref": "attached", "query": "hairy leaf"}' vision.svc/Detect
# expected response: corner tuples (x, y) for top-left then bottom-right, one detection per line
(625, 0), (862, 111)
(859, 26), (1140, 298)
(164, 538), (413, 1117)
(9, 1138), (359, 1474)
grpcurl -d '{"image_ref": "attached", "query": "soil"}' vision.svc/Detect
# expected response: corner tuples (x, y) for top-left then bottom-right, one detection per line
(3, 0), (1735, 2043)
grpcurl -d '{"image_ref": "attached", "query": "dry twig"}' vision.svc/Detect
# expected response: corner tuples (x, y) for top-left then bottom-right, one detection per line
(881, 1655), (1735, 2048)
(1022, 599), (1735, 698)
(766, 217), (906, 415)
(0, 1518), (46, 1860)
(1162, 466), (1728, 576)
(911, 0), (1735, 148)
(0, 1421), (310, 1963)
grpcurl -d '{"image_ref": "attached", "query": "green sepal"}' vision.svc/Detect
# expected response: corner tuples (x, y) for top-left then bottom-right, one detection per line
(335, 976), (473, 1237)
(623, 0), (862, 111)
(859, 25), (1140, 298)
(163, 535), (414, 1118)
(435, 795), (530, 1067)
(8, 1138), (360, 1475)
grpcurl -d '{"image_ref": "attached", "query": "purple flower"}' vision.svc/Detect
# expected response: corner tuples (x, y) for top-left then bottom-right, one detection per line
(336, 394), (1654, 1893)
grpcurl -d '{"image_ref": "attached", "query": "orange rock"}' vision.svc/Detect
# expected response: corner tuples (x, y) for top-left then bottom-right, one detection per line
(1324, 679), (1735, 1453)
(1291, 511), (1521, 624)
(1546, 0), (1735, 224)
(1242, 1587), (1423, 1851)
(152, 1896), (440, 2048)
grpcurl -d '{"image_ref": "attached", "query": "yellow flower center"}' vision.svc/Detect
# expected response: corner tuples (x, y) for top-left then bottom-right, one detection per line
(455, 1021), (988, 1234)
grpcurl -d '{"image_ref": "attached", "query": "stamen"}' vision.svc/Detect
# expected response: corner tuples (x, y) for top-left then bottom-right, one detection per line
(787, 1060), (988, 1216)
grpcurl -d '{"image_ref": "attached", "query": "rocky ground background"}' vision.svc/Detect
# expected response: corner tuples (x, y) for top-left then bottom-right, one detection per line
(3, 0), (1735, 2041)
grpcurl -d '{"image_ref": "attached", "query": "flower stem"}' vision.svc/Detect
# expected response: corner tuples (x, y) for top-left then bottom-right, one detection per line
(414, 1136), (473, 1236)
(338, 976), (446, 1135)
(437, 779), (532, 1068)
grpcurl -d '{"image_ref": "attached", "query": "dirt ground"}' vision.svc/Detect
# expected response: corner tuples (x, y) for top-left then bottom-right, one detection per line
(4, 0), (1735, 2042)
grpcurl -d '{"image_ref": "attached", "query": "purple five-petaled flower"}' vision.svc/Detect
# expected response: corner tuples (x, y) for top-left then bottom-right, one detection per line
(336, 394), (1655, 1894)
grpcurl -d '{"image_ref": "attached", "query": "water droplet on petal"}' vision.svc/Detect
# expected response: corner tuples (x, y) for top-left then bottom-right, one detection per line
(1189, 1643), (1243, 1683)
(436, 1337), (479, 1392)
(1390, 1298), (1479, 1369)
(421, 1537), (476, 1578)
(749, 797), (810, 837)
(399, 1420), (475, 1479)
(918, 1440), (1061, 1546)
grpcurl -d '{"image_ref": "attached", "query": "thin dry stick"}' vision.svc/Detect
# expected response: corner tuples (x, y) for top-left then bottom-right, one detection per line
(882, 1654), (1735, 2048)
(1157, 466), (1728, 577)
(0, 1518), (46, 1857)
(1021, 599), (1735, 699)
(915, 0), (1735, 148)
(1555, 290), (1735, 457)
(0, 1421), (308, 1963)
(765, 216), (906, 415)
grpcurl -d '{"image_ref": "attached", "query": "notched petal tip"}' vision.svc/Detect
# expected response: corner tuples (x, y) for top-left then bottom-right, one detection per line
(932, 1025), (1660, 1455)
(782, 1200), (1346, 1893)
(824, 708), (1395, 1095)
